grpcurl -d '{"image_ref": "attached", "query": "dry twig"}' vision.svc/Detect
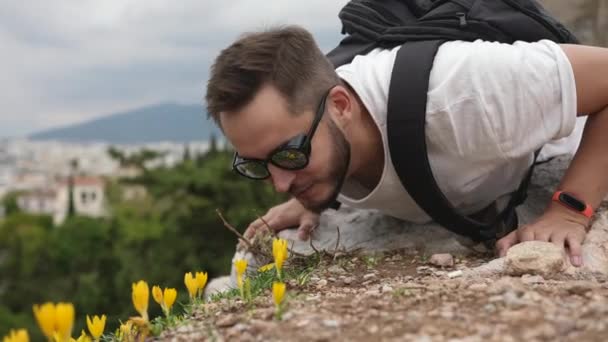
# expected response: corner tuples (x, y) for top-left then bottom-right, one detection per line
(216, 209), (253, 250)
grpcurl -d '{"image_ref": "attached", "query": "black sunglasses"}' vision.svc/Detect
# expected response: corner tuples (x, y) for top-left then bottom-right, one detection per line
(232, 88), (333, 180)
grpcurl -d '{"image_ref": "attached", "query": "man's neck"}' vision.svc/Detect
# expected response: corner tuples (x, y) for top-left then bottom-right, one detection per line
(344, 85), (385, 190)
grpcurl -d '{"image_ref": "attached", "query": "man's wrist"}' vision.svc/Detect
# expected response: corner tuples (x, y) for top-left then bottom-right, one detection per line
(546, 201), (591, 230)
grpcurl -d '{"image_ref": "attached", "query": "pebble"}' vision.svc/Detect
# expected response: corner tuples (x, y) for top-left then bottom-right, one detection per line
(563, 281), (599, 295)
(216, 314), (239, 327)
(521, 274), (545, 284)
(327, 265), (346, 275)
(381, 285), (394, 293)
(343, 277), (354, 285)
(447, 270), (463, 278)
(363, 273), (377, 280)
(322, 320), (340, 328)
(468, 283), (488, 291)
(296, 319), (310, 328)
(317, 279), (328, 287)
(429, 253), (454, 267)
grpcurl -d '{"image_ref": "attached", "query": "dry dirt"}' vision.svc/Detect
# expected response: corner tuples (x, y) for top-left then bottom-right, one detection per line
(156, 251), (608, 342)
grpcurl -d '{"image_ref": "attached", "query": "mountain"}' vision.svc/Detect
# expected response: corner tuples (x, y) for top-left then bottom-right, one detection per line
(29, 103), (222, 144)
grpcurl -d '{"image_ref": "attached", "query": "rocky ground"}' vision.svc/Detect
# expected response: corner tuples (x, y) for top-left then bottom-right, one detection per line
(156, 246), (608, 342)
(153, 156), (608, 341)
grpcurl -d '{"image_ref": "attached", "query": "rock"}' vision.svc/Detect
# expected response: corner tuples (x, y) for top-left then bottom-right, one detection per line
(429, 253), (454, 267)
(447, 270), (463, 278)
(363, 273), (377, 280)
(487, 277), (525, 295)
(504, 241), (565, 277)
(317, 279), (328, 288)
(381, 285), (394, 293)
(296, 319), (310, 328)
(521, 274), (545, 284)
(327, 265), (346, 275)
(322, 320), (340, 328)
(216, 314), (239, 328)
(563, 280), (600, 295)
(468, 283), (488, 291)
(204, 276), (232, 299)
(343, 277), (354, 285)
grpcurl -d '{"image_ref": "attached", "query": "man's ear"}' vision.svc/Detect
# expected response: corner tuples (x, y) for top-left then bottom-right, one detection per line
(327, 85), (354, 129)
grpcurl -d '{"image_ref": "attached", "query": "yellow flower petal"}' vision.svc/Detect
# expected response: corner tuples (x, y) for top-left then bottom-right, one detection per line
(184, 272), (198, 299)
(131, 280), (149, 321)
(75, 330), (91, 342)
(2, 329), (29, 342)
(272, 282), (286, 307)
(234, 259), (248, 277)
(33, 302), (56, 339)
(86, 315), (106, 339)
(152, 285), (163, 306)
(55, 303), (75, 341)
(163, 288), (177, 310)
(273, 239), (288, 271)
(258, 263), (275, 272)
(195, 272), (208, 293)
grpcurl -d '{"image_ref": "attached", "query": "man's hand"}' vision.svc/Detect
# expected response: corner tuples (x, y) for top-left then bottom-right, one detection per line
(496, 202), (589, 267)
(244, 198), (320, 241)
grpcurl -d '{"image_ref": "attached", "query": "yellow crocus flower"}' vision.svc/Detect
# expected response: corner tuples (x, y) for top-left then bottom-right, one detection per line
(86, 315), (106, 340)
(258, 263), (275, 272)
(117, 321), (133, 342)
(33, 302), (56, 339)
(273, 238), (288, 272)
(131, 280), (149, 321)
(234, 259), (248, 288)
(55, 302), (75, 341)
(75, 330), (91, 342)
(272, 282), (286, 307)
(184, 272), (198, 299)
(195, 272), (208, 297)
(2, 329), (29, 342)
(163, 288), (177, 311)
(152, 285), (164, 306)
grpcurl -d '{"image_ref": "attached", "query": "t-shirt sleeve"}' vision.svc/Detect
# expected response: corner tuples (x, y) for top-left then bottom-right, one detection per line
(425, 39), (577, 162)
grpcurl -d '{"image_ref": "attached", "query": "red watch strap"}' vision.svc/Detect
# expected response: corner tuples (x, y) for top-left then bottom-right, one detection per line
(552, 191), (594, 218)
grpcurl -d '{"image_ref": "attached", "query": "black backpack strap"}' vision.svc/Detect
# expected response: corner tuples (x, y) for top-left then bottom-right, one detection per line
(387, 40), (536, 242)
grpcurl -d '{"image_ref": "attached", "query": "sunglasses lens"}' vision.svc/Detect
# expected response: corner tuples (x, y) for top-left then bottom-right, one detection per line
(235, 161), (269, 179)
(271, 149), (308, 169)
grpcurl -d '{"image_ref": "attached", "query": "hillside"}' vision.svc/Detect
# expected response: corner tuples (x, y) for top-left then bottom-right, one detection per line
(29, 103), (221, 144)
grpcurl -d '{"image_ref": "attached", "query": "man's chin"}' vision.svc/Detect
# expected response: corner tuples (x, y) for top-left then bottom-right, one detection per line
(297, 189), (340, 214)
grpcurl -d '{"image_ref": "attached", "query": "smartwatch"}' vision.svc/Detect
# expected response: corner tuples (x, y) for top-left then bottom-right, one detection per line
(552, 191), (594, 218)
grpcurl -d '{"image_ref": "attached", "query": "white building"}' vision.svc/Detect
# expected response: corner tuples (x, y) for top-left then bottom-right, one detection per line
(16, 176), (106, 225)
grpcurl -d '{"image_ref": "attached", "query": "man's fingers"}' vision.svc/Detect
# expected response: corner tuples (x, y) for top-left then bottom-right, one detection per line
(297, 221), (317, 241)
(549, 232), (567, 251)
(244, 218), (265, 238)
(496, 230), (518, 257)
(565, 233), (584, 267)
(518, 228), (535, 242)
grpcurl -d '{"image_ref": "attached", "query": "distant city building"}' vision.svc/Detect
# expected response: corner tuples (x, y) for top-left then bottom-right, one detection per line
(16, 176), (106, 225)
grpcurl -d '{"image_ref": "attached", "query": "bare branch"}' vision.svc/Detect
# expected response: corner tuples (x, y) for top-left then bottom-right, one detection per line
(333, 225), (341, 257)
(216, 209), (253, 250)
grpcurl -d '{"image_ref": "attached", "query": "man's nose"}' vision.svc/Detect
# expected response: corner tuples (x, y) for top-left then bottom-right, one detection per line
(267, 164), (296, 193)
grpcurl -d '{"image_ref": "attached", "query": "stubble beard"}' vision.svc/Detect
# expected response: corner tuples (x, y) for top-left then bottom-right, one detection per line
(303, 119), (350, 214)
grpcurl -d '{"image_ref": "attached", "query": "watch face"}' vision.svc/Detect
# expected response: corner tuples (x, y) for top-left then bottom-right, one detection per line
(559, 192), (586, 212)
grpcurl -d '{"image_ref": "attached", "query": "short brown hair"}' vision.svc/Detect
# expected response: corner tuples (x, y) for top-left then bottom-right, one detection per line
(205, 26), (340, 126)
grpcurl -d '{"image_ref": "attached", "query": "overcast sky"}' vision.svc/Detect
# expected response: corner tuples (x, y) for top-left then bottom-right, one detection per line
(0, 0), (349, 138)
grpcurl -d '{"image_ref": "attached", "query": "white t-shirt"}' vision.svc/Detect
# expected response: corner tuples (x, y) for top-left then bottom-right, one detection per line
(336, 39), (585, 223)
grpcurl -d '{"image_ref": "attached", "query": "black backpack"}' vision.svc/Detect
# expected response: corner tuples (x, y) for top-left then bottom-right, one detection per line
(327, 0), (579, 243)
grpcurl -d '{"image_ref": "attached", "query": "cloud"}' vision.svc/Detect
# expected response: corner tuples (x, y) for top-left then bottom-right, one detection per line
(0, 0), (349, 137)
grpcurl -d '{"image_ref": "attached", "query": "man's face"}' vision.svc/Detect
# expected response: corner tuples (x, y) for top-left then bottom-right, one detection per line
(220, 84), (350, 212)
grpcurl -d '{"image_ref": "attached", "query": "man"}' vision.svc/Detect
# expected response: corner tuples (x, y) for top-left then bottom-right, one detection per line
(205, 26), (608, 267)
